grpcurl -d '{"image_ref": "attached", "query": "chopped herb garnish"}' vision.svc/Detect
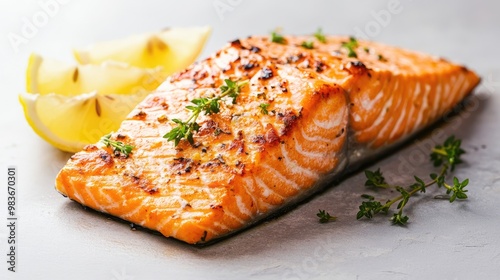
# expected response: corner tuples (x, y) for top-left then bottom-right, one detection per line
(259, 103), (270, 115)
(100, 134), (134, 157)
(341, 36), (359, 58)
(163, 79), (248, 146)
(314, 28), (327, 43)
(301, 41), (314, 49)
(271, 30), (286, 44)
(316, 209), (337, 223)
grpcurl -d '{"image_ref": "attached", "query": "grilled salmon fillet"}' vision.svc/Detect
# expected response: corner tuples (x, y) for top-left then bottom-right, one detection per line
(55, 35), (479, 244)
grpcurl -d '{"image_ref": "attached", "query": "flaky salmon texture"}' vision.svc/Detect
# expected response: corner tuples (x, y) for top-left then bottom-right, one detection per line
(55, 35), (480, 244)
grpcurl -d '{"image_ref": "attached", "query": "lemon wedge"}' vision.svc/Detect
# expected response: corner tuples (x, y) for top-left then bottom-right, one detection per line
(73, 26), (211, 75)
(26, 53), (166, 95)
(21, 26), (211, 153)
(19, 91), (148, 153)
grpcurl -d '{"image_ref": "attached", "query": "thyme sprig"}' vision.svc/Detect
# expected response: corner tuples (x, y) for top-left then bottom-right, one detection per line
(356, 136), (469, 225)
(100, 134), (134, 157)
(163, 79), (248, 146)
(317, 136), (469, 225)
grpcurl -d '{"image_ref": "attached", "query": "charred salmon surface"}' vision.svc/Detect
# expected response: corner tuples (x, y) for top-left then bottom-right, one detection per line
(55, 35), (479, 244)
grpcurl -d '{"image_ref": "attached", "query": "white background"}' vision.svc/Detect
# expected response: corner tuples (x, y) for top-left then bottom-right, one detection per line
(1, 0), (500, 279)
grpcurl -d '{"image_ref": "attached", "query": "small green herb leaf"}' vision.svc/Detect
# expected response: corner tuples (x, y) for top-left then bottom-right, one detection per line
(271, 30), (286, 44)
(341, 36), (359, 58)
(317, 209), (337, 223)
(447, 177), (469, 202)
(431, 135), (465, 171)
(391, 213), (409, 225)
(314, 28), (327, 43)
(356, 199), (384, 220)
(364, 168), (390, 189)
(301, 41), (314, 49)
(361, 194), (375, 200)
(259, 103), (270, 115)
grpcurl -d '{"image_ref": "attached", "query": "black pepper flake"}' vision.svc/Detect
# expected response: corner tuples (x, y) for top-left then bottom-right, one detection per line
(352, 61), (366, 68)
(242, 63), (255, 70)
(260, 67), (273, 79)
(280, 81), (288, 93)
(250, 46), (261, 53)
(315, 61), (326, 73)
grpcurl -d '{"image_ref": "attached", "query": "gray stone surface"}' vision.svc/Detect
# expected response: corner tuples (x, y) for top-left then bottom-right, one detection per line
(1, 0), (499, 279)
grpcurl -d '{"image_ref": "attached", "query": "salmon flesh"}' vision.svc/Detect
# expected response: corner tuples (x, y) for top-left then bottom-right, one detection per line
(55, 35), (480, 244)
